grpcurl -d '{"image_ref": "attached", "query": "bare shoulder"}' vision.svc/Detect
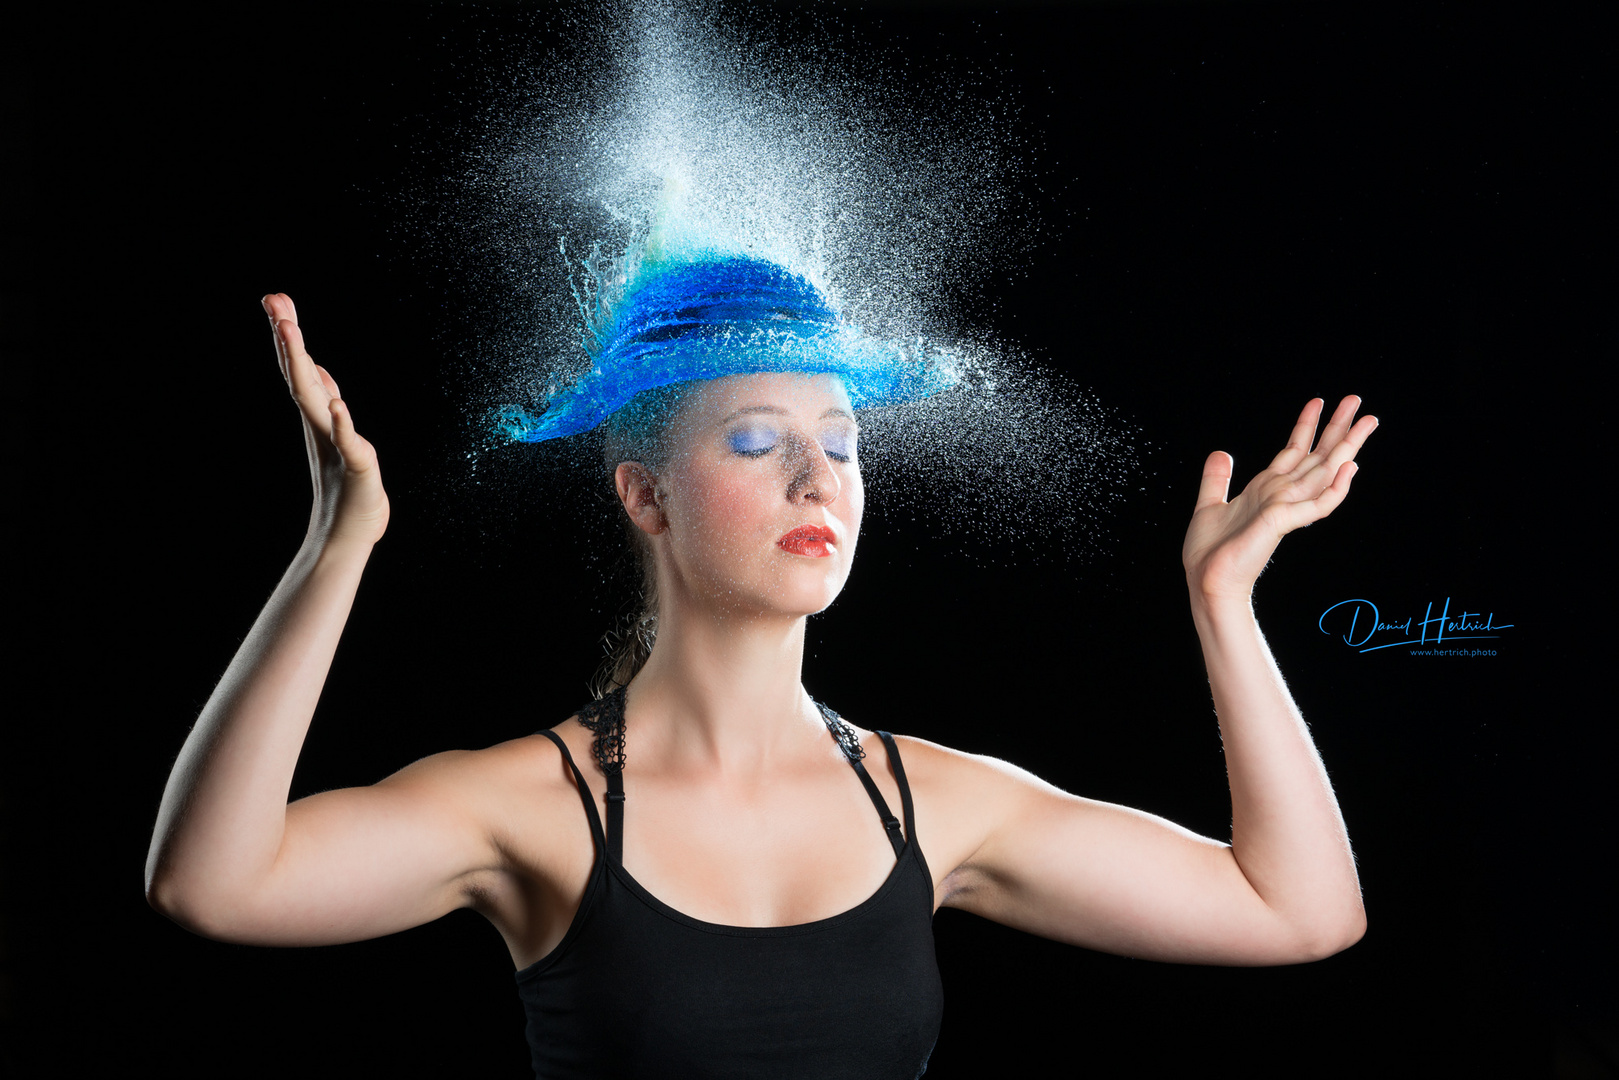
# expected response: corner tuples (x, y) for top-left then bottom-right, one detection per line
(372, 723), (581, 804)
(874, 732), (1063, 901)
(886, 733), (1043, 781)
(887, 732), (1057, 807)
(357, 720), (593, 876)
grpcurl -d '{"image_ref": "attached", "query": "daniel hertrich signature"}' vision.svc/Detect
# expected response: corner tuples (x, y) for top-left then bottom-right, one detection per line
(1318, 598), (1514, 654)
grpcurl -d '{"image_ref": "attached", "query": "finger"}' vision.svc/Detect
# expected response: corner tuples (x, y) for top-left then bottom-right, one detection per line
(277, 317), (333, 436)
(314, 364), (342, 399)
(277, 316), (320, 399)
(264, 293), (306, 381)
(1278, 460), (1359, 532)
(264, 293), (295, 370)
(1194, 450), (1233, 510)
(1316, 412), (1379, 476)
(263, 292), (300, 325)
(1310, 395), (1363, 458)
(329, 398), (376, 472)
(1269, 398), (1324, 472)
(265, 295), (291, 382)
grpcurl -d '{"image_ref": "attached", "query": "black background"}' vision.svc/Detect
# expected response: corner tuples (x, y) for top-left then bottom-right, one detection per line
(7, 1), (1615, 1076)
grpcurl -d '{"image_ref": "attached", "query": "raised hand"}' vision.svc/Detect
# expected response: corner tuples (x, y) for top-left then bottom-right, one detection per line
(264, 294), (389, 548)
(1182, 396), (1376, 604)
(148, 303), (471, 947)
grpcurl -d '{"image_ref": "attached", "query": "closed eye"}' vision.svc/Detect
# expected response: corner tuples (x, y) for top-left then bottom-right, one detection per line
(820, 430), (857, 463)
(727, 426), (779, 457)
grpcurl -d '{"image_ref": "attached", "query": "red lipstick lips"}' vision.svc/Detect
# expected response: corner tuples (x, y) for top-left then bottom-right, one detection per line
(778, 524), (837, 558)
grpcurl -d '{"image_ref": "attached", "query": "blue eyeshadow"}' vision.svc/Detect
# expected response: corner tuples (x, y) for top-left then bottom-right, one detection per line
(728, 426), (778, 455)
(820, 430), (856, 461)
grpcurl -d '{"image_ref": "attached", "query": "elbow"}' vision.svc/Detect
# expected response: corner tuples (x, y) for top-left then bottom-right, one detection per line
(145, 869), (189, 924)
(145, 832), (282, 942)
(144, 849), (177, 917)
(144, 846), (193, 926)
(1291, 907), (1367, 963)
(145, 866), (247, 941)
(1335, 907), (1369, 953)
(145, 868), (204, 932)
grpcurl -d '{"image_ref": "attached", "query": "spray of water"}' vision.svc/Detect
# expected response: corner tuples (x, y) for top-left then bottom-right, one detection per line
(423, 0), (1137, 562)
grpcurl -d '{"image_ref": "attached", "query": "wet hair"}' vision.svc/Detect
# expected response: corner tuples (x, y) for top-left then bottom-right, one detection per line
(590, 382), (695, 698)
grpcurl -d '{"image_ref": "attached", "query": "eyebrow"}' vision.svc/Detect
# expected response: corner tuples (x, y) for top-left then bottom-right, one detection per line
(719, 405), (857, 423)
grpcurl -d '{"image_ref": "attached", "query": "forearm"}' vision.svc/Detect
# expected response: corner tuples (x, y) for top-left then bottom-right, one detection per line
(145, 536), (373, 924)
(1191, 590), (1365, 952)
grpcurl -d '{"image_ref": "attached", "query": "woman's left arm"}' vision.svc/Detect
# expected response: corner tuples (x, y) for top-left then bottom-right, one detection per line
(928, 396), (1375, 965)
(1176, 394), (1374, 955)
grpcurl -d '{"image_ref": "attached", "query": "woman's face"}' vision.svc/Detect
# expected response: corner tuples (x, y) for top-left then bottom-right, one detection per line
(622, 373), (863, 620)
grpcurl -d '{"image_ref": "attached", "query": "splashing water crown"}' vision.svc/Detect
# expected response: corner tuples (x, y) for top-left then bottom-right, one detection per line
(495, 243), (964, 443)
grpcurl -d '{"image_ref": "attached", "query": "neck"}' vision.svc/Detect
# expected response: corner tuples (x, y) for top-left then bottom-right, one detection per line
(627, 584), (820, 773)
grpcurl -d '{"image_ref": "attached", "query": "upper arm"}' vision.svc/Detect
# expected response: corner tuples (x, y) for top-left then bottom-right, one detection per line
(157, 741), (549, 948)
(911, 742), (1343, 965)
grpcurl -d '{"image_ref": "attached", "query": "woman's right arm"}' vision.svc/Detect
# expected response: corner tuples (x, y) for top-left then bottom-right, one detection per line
(145, 295), (498, 945)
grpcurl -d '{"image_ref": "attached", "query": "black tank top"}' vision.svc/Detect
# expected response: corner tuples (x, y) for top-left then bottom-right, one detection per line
(516, 705), (944, 1079)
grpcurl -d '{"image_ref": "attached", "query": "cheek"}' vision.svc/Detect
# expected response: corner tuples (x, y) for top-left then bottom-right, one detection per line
(707, 484), (775, 535)
(673, 465), (776, 545)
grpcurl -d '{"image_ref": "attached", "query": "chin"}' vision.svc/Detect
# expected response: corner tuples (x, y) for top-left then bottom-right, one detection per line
(778, 567), (850, 616)
(728, 560), (844, 619)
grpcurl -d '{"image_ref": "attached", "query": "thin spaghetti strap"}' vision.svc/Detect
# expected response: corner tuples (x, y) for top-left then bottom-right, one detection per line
(815, 701), (905, 857)
(537, 729), (607, 853)
(876, 732), (916, 844)
(576, 688), (627, 866)
(850, 757), (905, 857)
(604, 768), (624, 865)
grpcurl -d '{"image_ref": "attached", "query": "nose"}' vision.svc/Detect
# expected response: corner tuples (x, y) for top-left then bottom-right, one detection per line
(784, 433), (842, 506)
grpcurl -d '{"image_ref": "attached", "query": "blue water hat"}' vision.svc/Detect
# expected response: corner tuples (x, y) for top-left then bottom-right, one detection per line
(497, 255), (961, 442)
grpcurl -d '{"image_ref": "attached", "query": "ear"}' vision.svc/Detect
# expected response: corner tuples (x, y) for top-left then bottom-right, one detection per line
(615, 462), (667, 535)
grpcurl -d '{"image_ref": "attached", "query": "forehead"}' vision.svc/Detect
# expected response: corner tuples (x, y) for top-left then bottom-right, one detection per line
(680, 373), (855, 425)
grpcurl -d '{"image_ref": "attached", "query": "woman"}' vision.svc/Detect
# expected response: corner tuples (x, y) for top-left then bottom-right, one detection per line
(146, 253), (1374, 1078)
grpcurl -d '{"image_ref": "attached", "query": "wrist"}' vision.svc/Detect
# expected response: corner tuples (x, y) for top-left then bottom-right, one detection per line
(297, 530), (376, 570)
(1187, 580), (1254, 626)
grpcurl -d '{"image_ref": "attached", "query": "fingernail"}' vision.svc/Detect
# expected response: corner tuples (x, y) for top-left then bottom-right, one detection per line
(261, 295), (273, 316)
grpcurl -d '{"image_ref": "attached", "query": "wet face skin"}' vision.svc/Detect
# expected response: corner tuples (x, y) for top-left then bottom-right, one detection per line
(618, 373), (863, 621)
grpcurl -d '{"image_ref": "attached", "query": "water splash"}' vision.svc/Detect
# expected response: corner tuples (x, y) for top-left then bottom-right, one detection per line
(498, 249), (964, 442)
(426, 0), (1137, 561)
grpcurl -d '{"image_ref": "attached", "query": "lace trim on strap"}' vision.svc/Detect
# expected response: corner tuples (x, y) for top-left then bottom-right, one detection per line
(577, 685), (628, 778)
(814, 700), (866, 763)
